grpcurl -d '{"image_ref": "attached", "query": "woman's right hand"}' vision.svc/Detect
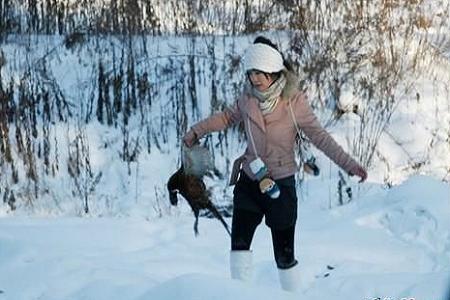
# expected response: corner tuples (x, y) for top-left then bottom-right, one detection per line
(182, 130), (198, 148)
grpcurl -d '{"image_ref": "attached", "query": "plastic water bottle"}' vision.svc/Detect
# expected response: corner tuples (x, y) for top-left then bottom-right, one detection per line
(249, 158), (280, 199)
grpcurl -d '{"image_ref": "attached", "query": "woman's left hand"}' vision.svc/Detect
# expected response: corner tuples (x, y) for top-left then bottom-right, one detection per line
(349, 165), (368, 182)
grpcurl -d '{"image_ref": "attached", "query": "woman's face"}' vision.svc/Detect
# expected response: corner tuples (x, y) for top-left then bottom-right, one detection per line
(248, 70), (274, 92)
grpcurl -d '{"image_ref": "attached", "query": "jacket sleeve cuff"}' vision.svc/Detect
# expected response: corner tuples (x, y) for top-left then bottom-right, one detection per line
(190, 125), (203, 140)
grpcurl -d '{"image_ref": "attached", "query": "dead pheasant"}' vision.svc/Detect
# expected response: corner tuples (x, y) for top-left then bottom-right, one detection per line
(167, 145), (231, 237)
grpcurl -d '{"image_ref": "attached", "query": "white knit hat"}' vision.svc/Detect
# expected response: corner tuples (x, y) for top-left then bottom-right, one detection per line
(243, 43), (284, 73)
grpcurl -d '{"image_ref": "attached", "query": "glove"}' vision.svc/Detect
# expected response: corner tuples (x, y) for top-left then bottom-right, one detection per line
(349, 164), (368, 182)
(182, 129), (198, 148)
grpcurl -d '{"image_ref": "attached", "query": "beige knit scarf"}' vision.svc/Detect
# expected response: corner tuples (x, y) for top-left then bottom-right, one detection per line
(250, 73), (287, 115)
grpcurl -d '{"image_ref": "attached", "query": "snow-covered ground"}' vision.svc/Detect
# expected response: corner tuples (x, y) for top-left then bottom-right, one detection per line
(0, 175), (449, 300)
(1, 28), (450, 300)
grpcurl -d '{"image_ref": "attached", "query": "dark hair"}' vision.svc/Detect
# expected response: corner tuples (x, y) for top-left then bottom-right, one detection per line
(252, 36), (293, 73)
(254, 36), (279, 51)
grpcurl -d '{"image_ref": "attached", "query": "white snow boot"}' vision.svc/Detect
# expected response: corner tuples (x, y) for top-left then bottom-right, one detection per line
(229, 250), (253, 282)
(278, 263), (301, 292)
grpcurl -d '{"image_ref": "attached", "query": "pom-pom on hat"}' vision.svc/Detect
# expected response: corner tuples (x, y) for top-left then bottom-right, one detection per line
(243, 43), (284, 73)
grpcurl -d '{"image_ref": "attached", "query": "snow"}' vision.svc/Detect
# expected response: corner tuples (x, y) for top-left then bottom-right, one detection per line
(1, 18), (450, 300)
(0, 175), (449, 300)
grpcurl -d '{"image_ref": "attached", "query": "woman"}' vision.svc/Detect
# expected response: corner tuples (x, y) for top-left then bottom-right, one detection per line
(183, 36), (367, 292)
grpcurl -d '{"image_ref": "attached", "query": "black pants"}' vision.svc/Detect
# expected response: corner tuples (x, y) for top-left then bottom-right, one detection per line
(231, 209), (298, 269)
(231, 171), (298, 269)
(233, 172), (298, 229)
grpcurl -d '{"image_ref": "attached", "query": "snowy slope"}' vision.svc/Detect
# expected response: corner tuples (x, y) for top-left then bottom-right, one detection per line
(0, 175), (449, 300)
